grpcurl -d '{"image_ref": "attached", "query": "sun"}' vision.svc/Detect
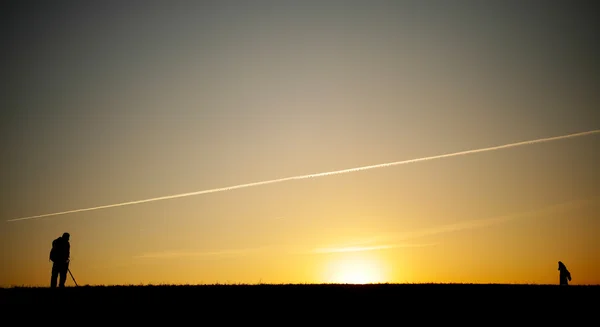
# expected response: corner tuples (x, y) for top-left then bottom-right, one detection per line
(325, 256), (386, 284)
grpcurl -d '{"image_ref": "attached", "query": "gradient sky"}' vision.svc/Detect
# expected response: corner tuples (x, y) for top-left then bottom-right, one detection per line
(2, 0), (599, 287)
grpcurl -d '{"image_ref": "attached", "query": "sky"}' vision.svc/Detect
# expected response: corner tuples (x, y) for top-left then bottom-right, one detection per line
(1, 0), (599, 287)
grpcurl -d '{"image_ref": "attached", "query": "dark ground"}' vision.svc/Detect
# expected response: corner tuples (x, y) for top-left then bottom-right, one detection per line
(1, 283), (597, 322)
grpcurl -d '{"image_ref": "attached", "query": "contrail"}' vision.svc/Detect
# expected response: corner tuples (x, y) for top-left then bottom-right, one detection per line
(6, 129), (599, 222)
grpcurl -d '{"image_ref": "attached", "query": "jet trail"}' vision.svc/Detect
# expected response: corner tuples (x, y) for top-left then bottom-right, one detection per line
(6, 129), (599, 222)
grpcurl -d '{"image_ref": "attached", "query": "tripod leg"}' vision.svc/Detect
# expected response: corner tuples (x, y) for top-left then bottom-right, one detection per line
(68, 268), (78, 287)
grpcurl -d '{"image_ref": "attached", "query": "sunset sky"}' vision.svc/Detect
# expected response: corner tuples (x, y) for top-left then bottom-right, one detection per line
(2, 1), (599, 287)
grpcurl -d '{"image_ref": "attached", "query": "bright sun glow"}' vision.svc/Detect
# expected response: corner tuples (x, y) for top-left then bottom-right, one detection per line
(325, 256), (386, 284)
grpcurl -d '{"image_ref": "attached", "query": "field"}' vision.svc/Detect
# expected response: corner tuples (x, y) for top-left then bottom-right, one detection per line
(1, 283), (597, 322)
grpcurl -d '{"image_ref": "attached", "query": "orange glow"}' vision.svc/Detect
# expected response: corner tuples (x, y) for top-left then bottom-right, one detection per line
(3, 2), (600, 288)
(322, 254), (388, 284)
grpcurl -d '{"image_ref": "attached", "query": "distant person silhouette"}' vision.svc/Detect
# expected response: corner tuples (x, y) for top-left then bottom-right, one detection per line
(558, 261), (571, 286)
(49, 233), (71, 288)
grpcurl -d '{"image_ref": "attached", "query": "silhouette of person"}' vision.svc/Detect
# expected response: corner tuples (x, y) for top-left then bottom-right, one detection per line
(50, 232), (71, 288)
(558, 261), (571, 286)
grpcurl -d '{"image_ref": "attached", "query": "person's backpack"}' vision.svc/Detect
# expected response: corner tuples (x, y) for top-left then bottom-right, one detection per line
(49, 238), (59, 262)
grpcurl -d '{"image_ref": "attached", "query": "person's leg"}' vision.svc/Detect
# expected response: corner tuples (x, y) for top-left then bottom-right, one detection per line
(58, 263), (68, 287)
(560, 276), (568, 285)
(50, 263), (59, 288)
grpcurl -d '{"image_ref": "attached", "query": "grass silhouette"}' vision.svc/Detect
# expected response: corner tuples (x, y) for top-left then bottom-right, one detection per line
(2, 282), (598, 317)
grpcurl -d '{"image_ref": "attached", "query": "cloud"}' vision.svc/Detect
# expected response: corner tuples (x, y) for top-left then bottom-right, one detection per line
(133, 247), (267, 259)
(312, 243), (438, 254)
(7, 129), (599, 222)
(392, 195), (598, 242)
(309, 195), (598, 254)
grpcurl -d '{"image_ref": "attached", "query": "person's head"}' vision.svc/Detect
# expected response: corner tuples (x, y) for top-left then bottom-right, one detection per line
(62, 232), (70, 241)
(558, 261), (565, 271)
